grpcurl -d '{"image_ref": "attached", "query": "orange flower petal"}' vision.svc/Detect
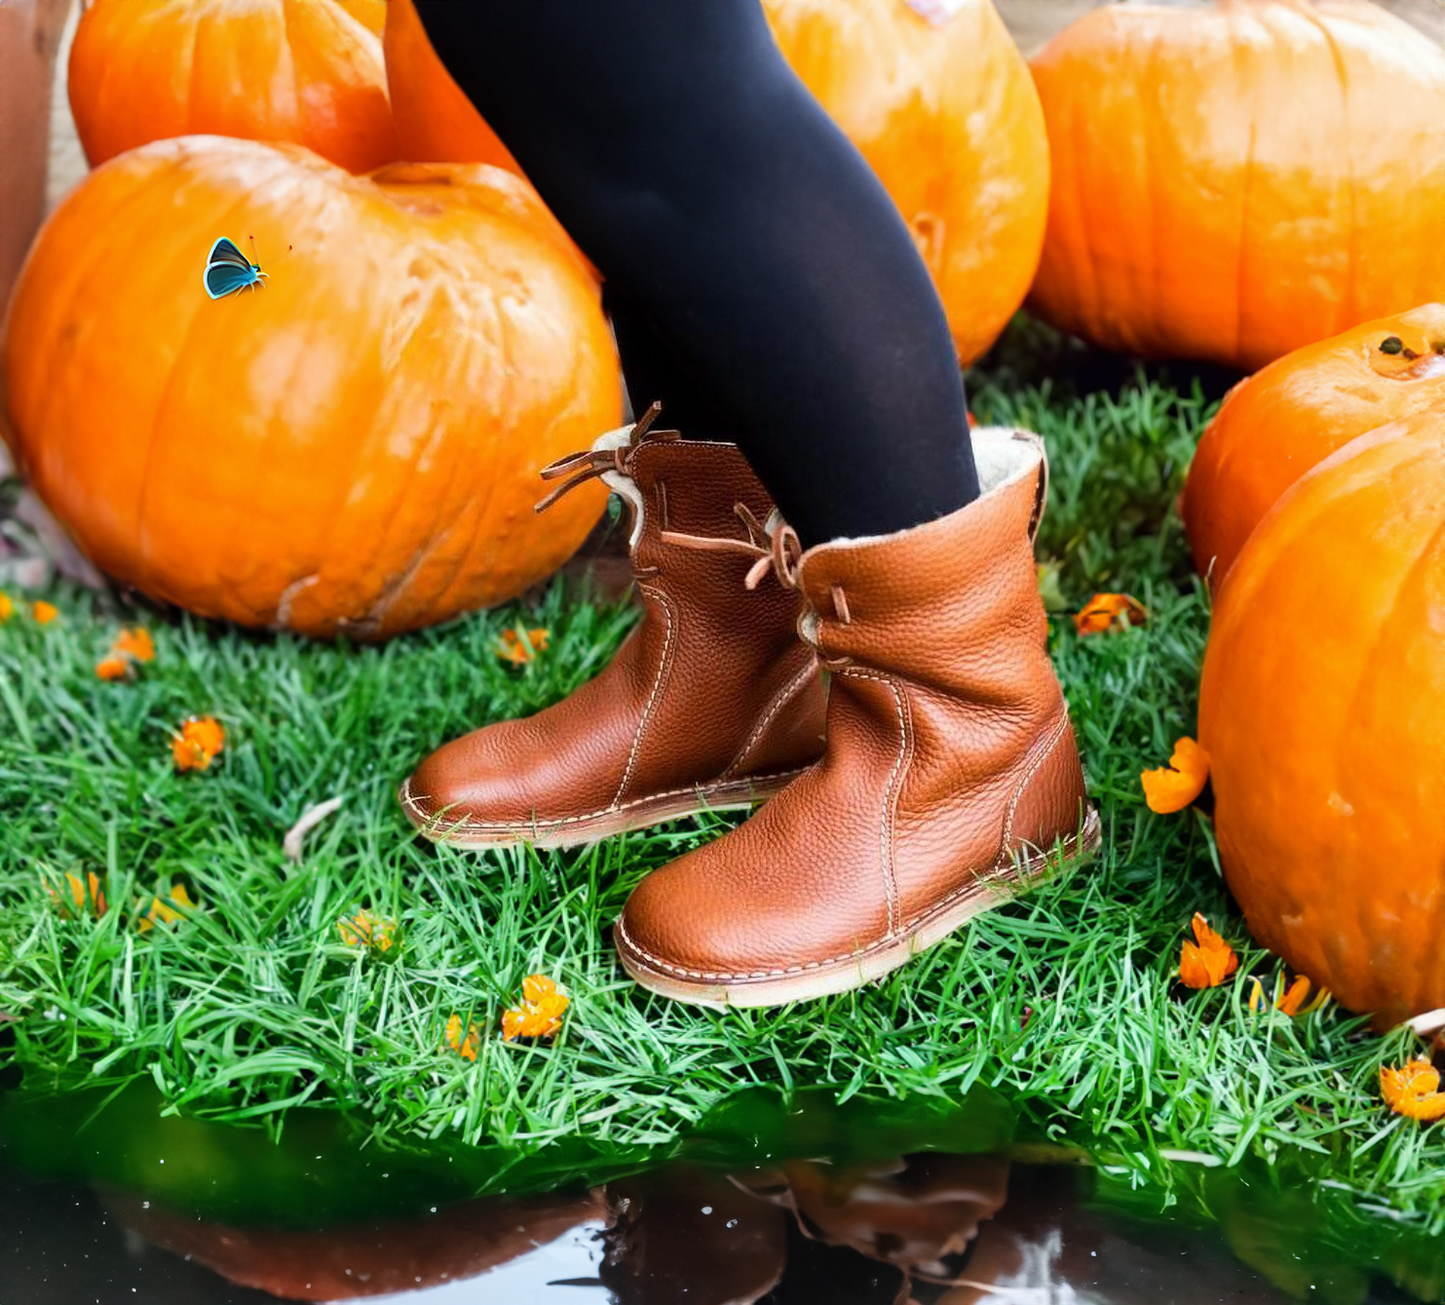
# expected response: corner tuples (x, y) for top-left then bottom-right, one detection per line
(138, 883), (195, 933)
(502, 973), (570, 1042)
(45, 871), (107, 919)
(1381, 1060), (1445, 1121)
(1074, 592), (1148, 636)
(172, 716), (225, 771)
(1249, 972), (1322, 1016)
(1179, 912), (1237, 989)
(495, 627), (550, 666)
(445, 1014), (479, 1062)
(338, 909), (397, 953)
(113, 628), (156, 663)
(0, 592), (13, 622)
(96, 654), (131, 682)
(1141, 737), (1211, 813)
(31, 601), (58, 625)
(1275, 975), (1313, 1017)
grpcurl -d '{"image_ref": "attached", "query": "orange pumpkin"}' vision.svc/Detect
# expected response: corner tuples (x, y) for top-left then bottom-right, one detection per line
(69, 0), (400, 173)
(1198, 415), (1445, 1022)
(1028, 2), (1445, 371)
(383, 0), (1050, 366)
(1182, 305), (1445, 584)
(383, 0), (521, 174)
(2, 136), (620, 641)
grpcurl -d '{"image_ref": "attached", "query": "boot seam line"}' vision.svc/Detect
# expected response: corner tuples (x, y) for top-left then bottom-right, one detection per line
(616, 817), (1096, 983)
(719, 656), (819, 781)
(402, 767), (814, 833)
(611, 582), (677, 810)
(838, 667), (909, 937)
(996, 713), (1071, 866)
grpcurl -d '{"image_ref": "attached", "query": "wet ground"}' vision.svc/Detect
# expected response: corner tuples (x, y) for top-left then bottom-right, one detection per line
(2, 1083), (1441, 1305)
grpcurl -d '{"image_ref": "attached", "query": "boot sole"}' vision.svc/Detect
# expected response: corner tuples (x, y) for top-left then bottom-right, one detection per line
(615, 806), (1104, 1008)
(398, 770), (810, 852)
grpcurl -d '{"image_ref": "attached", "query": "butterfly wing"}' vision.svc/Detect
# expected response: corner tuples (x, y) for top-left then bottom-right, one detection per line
(207, 238), (253, 269)
(204, 237), (260, 299)
(205, 263), (259, 299)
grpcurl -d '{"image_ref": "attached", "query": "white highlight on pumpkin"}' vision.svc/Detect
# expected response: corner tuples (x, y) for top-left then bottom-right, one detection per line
(903, 0), (969, 25)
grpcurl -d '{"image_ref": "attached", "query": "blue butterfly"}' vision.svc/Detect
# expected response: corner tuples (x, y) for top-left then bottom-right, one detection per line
(204, 237), (267, 300)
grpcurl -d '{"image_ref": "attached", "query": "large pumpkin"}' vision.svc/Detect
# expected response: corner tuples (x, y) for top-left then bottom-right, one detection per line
(1182, 304), (1445, 583)
(383, 0), (1049, 366)
(3, 136), (619, 640)
(1029, 2), (1445, 371)
(69, 0), (400, 173)
(1198, 415), (1445, 1022)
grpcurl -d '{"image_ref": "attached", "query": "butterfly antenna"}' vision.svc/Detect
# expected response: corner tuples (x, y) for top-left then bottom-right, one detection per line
(248, 234), (261, 268)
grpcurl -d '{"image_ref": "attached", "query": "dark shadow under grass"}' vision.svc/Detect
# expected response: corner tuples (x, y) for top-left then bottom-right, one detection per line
(1, 331), (1438, 1226)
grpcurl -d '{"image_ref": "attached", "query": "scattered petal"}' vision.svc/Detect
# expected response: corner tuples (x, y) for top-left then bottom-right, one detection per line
(113, 628), (156, 663)
(96, 654), (131, 682)
(1074, 592), (1148, 635)
(44, 871), (107, 919)
(496, 627), (551, 667)
(1248, 973), (1327, 1017)
(172, 716), (225, 771)
(1141, 737), (1210, 813)
(1381, 1060), (1445, 1121)
(1275, 975), (1314, 1017)
(1179, 912), (1238, 989)
(444, 1014), (480, 1062)
(338, 909), (398, 954)
(31, 600), (58, 625)
(502, 973), (570, 1042)
(137, 883), (196, 933)
(0, 592), (12, 621)
(96, 629), (156, 682)
(284, 796), (345, 862)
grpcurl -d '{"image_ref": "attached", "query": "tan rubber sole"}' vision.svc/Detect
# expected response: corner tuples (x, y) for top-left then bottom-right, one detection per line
(614, 807), (1104, 1008)
(397, 769), (809, 851)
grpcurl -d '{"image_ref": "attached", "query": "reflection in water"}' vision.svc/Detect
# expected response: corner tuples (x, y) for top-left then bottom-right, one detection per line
(83, 1152), (1335, 1304)
(3, 1082), (1441, 1304)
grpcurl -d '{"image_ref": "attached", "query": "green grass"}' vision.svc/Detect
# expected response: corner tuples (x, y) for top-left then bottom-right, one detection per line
(2, 329), (1442, 1231)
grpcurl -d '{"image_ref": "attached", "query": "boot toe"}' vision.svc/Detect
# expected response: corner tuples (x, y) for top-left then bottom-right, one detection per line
(615, 807), (889, 995)
(400, 731), (539, 835)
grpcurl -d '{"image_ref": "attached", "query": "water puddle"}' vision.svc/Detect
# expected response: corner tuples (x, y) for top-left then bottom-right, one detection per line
(2, 1084), (1439, 1303)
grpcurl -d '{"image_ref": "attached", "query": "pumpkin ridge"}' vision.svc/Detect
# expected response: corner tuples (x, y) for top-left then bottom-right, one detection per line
(131, 178), (261, 598)
(1144, 19), (1166, 352)
(1305, 4), (1357, 334)
(1231, 3), (1258, 366)
(182, 4), (210, 139)
(1328, 508), (1445, 992)
(394, 261), (504, 621)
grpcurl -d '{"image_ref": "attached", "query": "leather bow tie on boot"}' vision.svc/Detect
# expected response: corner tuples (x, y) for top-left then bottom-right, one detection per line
(399, 405), (826, 848)
(616, 427), (1100, 1006)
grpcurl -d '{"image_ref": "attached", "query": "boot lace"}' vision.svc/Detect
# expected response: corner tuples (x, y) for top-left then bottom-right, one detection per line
(661, 502), (802, 591)
(532, 402), (674, 514)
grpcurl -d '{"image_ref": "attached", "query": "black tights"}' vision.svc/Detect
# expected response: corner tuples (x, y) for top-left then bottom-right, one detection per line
(415, 0), (979, 545)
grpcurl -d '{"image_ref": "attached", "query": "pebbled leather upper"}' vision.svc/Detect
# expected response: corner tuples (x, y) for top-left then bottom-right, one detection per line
(402, 430), (826, 835)
(618, 430), (1090, 982)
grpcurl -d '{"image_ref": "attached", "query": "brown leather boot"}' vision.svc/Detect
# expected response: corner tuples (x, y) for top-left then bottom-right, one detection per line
(399, 408), (826, 849)
(615, 428), (1099, 1006)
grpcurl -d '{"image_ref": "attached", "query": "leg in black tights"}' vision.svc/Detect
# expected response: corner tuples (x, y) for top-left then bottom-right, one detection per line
(414, 0), (979, 545)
